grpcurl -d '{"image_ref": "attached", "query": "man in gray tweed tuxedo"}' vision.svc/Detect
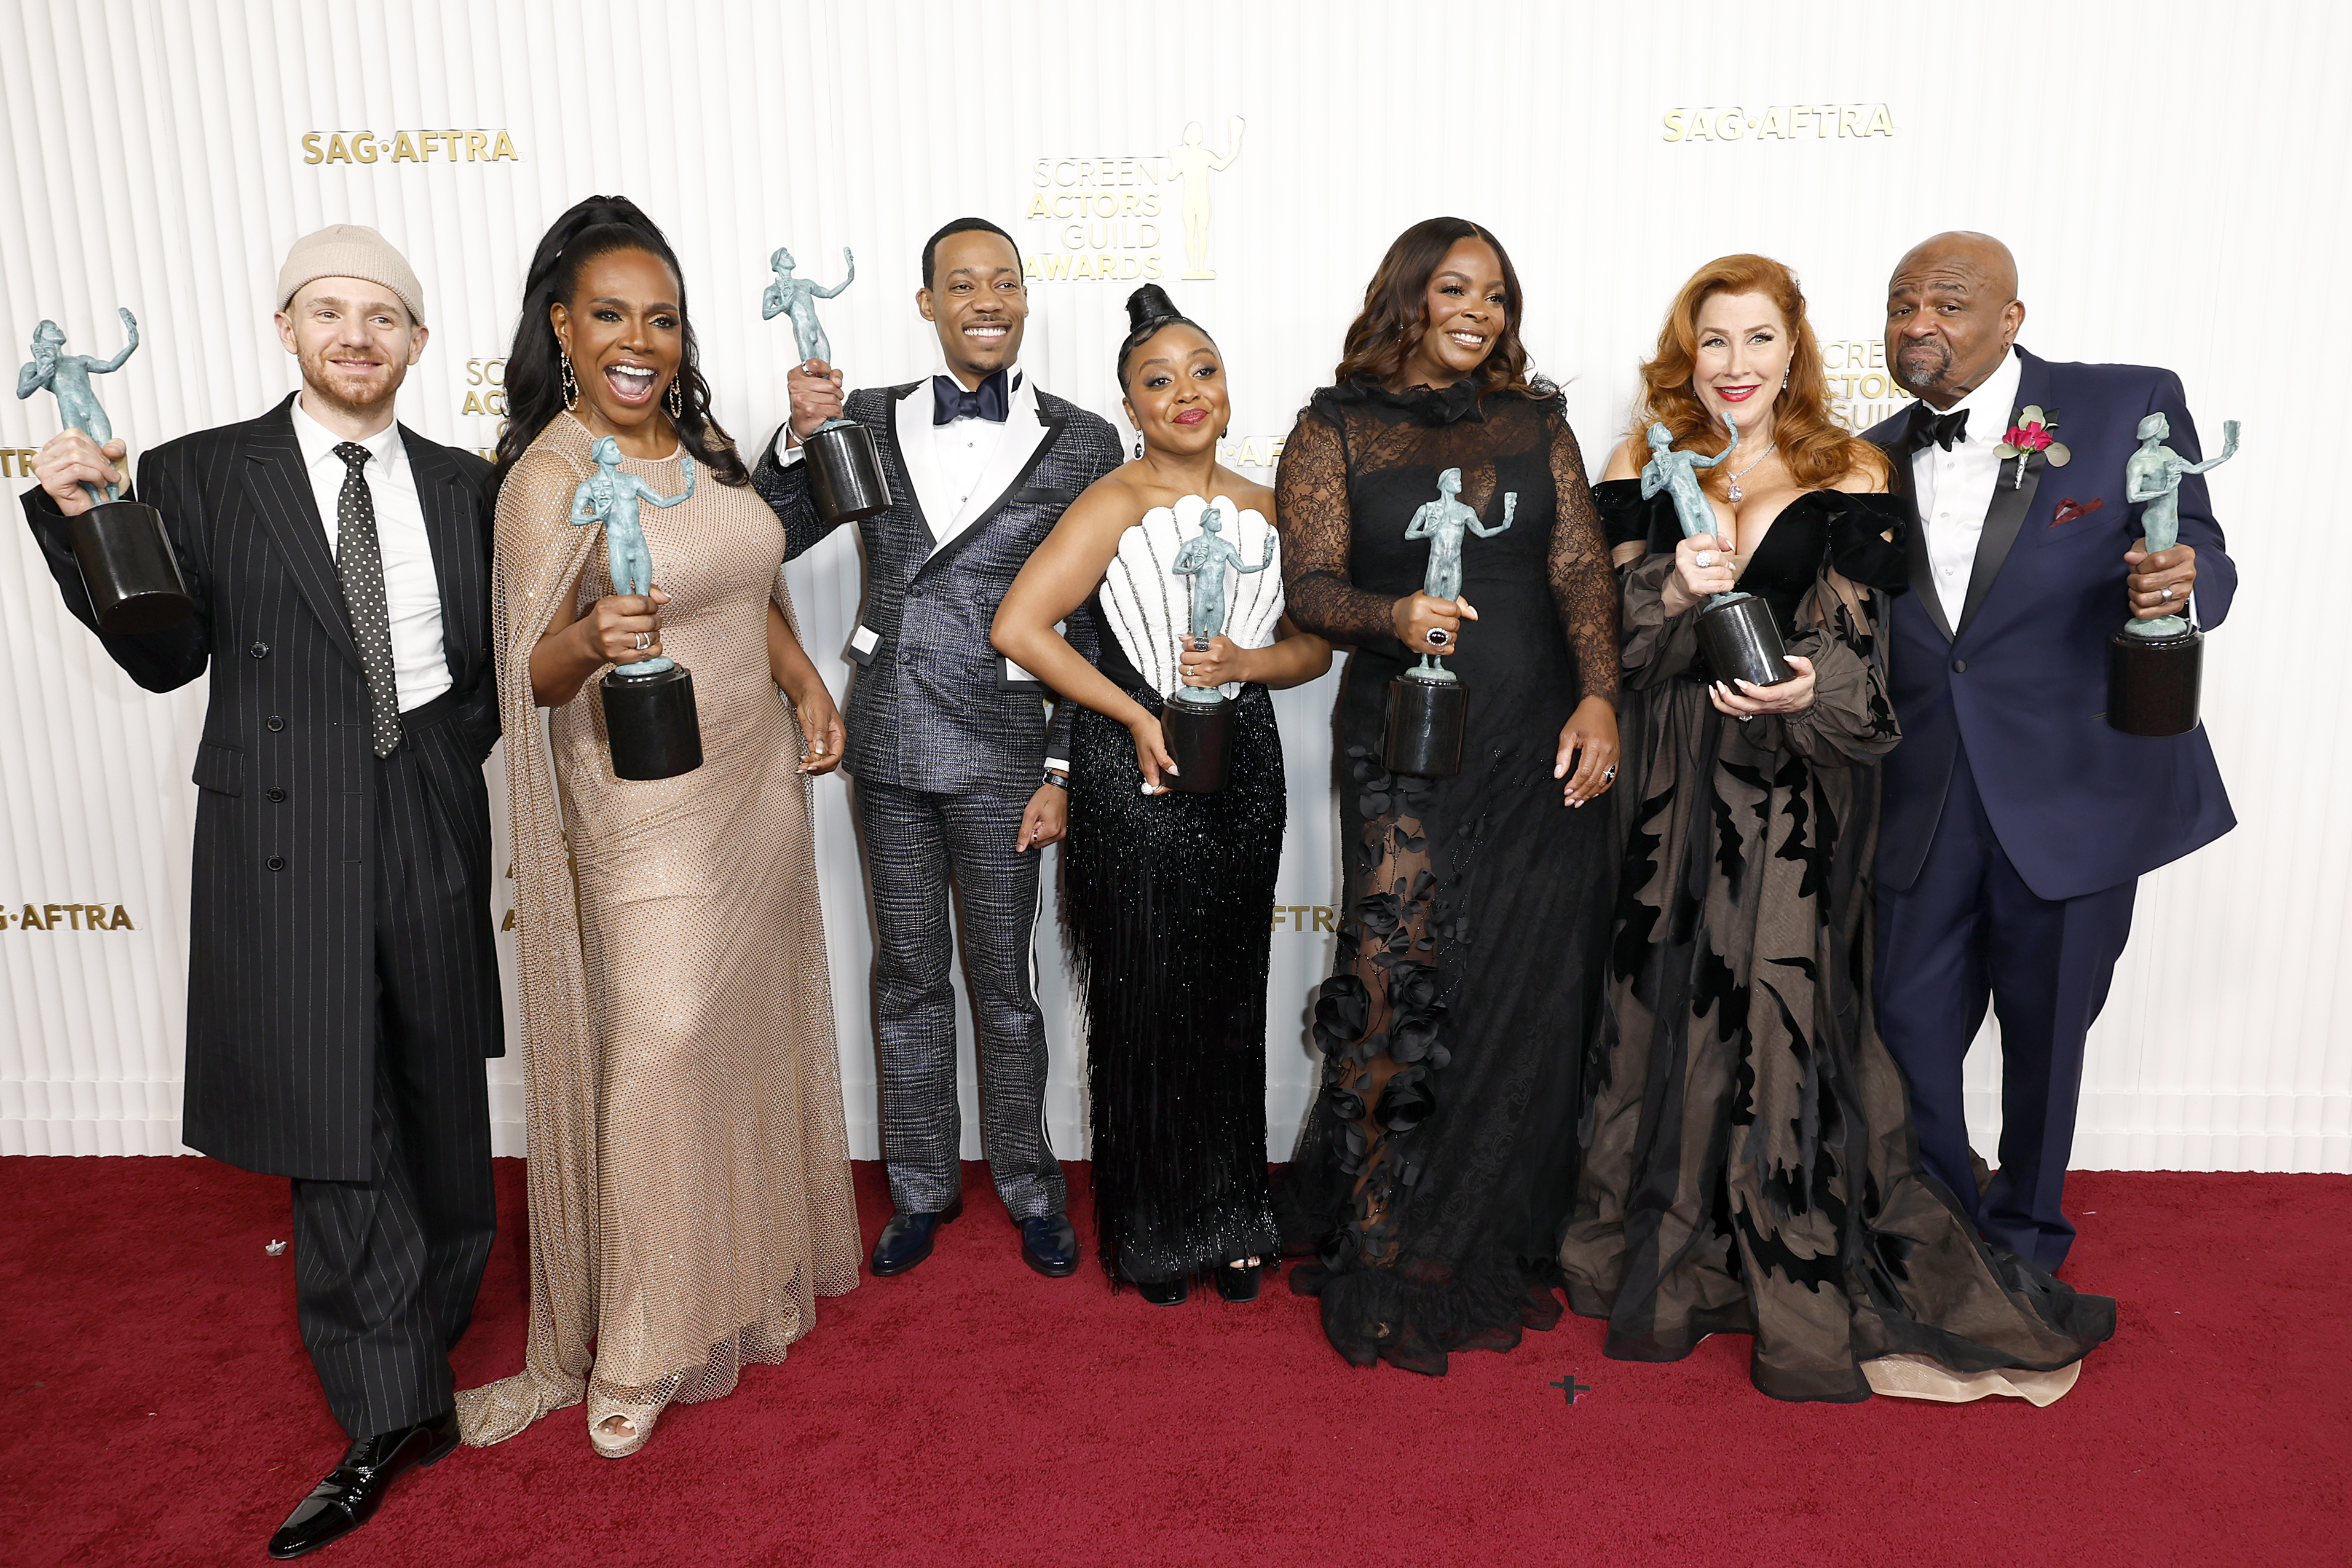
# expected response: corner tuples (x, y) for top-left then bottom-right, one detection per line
(754, 217), (1120, 1278)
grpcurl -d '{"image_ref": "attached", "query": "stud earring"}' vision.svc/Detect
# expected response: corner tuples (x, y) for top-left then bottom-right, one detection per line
(667, 376), (684, 418)
(560, 350), (579, 412)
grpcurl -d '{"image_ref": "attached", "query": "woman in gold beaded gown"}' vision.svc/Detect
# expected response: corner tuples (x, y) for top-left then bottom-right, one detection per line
(457, 197), (859, 1458)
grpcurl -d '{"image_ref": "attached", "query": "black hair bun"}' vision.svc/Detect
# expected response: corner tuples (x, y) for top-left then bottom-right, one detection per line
(1124, 283), (1180, 333)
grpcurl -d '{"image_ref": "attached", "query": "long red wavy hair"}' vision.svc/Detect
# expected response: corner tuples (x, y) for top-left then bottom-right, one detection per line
(1629, 253), (1884, 494)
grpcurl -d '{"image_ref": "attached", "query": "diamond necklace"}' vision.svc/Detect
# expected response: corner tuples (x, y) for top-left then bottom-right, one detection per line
(1724, 439), (1777, 504)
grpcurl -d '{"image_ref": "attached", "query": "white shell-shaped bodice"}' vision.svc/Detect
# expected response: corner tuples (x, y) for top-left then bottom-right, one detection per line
(1098, 493), (1283, 701)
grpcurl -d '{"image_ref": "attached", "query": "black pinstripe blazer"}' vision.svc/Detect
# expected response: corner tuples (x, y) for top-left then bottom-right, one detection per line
(19, 392), (502, 1180)
(752, 381), (1121, 797)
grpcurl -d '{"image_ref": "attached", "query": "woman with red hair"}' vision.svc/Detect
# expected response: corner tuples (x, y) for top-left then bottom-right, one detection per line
(1558, 255), (2113, 1403)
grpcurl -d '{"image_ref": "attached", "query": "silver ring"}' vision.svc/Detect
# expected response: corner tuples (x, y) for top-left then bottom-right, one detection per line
(635, 631), (650, 650)
(1603, 766), (1616, 780)
(2159, 587), (2176, 601)
(1694, 550), (1714, 567)
(1427, 628), (1450, 647)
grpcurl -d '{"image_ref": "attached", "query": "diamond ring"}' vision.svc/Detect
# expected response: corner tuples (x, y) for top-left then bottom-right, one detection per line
(2160, 587), (2176, 602)
(1695, 551), (1714, 567)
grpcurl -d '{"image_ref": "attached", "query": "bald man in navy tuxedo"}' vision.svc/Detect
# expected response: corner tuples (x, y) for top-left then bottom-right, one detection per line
(1861, 232), (2235, 1272)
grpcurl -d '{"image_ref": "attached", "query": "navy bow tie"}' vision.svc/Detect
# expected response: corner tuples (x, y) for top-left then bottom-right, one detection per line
(932, 371), (1010, 425)
(1909, 405), (1968, 452)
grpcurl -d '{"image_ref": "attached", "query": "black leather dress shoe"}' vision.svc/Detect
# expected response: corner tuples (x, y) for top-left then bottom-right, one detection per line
(871, 1196), (963, 1276)
(1016, 1212), (1079, 1277)
(266, 1410), (459, 1559)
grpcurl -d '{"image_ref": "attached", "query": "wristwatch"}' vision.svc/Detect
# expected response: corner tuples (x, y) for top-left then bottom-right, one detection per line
(1042, 770), (1069, 790)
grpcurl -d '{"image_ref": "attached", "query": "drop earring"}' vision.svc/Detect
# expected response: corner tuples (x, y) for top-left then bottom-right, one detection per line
(1132, 430), (1143, 460)
(1781, 371), (1789, 388)
(561, 350), (579, 412)
(667, 376), (684, 419)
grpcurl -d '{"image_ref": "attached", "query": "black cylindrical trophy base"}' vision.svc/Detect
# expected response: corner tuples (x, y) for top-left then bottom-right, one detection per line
(69, 499), (195, 636)
(805, 420), (891, 525)
(1383, 674), (1466, 779)
(602, 664), (703, 781)
(1162, 695), (1232, 794)
(1698, 593), (1794, 689)
(2107, 628), (2202, 736)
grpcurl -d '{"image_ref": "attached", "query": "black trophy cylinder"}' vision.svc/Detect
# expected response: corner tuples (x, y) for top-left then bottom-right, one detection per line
(1161, 695), (1232, 794)
(2107, 627), (2203, 736)
(803, 420), (891, 525)
(69, 498), (195, 636)
(1697, 593), (1795, 689)
(602, 663), (703, 781)
(1384, 672), (1466, 779)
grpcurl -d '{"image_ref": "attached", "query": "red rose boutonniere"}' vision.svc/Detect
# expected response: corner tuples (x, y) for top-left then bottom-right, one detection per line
(1995, 404), (2070, 489)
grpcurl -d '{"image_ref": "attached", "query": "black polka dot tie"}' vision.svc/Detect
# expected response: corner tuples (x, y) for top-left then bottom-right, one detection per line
(331, 441), (403, 757)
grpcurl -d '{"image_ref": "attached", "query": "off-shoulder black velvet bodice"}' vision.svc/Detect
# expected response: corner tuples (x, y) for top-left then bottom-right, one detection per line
(1592, 479), (1909, 642)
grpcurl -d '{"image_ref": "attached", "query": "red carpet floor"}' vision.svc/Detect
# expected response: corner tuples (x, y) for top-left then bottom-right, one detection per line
(0, 1157), (2343, 1568)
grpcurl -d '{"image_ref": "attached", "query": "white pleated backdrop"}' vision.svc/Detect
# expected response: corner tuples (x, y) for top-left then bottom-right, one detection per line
(1, 0), (2342, 1173)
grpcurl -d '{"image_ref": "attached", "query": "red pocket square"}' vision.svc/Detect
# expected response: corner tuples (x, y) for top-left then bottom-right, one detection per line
(2051, 497), (2105, 527)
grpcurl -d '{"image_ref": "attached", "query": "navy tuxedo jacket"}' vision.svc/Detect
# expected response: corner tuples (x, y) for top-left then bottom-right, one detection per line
(20, 393), (502, 1178)
(1863, 346), (2235, 902)
(751, 380), (1121, 797)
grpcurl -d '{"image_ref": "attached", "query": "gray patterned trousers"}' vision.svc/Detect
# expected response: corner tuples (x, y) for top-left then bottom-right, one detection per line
(853, 779), (1065, 1221)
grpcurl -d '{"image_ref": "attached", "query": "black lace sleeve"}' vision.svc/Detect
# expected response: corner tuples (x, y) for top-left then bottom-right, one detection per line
(1274, 407), (1403, 652)
(1546, 412), (1620, 703)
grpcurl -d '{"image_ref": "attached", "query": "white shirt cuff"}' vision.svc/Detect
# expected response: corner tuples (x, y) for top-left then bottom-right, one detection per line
(1044, 757), (1070, 775)
(772, 426), (805, 467)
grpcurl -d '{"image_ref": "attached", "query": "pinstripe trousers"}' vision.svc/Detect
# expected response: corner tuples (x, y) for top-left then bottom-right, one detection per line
(289, 694), (497, 1440)
(854, 779), (1065, 1221)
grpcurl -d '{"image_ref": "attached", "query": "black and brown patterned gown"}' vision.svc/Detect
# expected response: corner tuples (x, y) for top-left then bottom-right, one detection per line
(1560, 479), (2115, 1403)
(1274, 379), (1620, 1374)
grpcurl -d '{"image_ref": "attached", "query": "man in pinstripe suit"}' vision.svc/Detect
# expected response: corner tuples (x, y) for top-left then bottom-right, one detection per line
(754, 218), (1121, 1280)
(22, 227), (500, 1559)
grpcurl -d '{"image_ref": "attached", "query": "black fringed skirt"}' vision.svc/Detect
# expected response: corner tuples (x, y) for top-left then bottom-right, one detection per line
(1064, 685), (1285, 1287)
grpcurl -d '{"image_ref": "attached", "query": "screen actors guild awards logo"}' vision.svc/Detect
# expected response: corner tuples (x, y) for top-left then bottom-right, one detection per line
(1025, 116), (1247, 284)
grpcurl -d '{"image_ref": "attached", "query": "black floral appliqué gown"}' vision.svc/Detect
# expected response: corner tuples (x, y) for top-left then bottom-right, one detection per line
(1274, 379), (1620, 1374)
(1559, 480), (2115, 1403)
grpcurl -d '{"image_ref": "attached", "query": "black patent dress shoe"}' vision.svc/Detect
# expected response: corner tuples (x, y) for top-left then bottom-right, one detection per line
(1215, 1261), (1262, 1303)
(1016, 1212), (1080, 1277)
(266, 1410), (460, 1559)
(871, 1196), (963, 1276)
(1135, 1274), (1189, 1306)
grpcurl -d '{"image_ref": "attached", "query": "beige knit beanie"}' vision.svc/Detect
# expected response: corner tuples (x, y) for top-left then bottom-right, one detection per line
(275, 224), (427, 326)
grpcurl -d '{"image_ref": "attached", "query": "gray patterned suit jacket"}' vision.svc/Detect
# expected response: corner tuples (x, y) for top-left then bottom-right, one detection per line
(752, 380), (1120, 797)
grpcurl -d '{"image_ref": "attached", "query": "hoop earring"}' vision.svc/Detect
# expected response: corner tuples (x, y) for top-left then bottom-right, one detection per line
(667, 376), (684, 419)
(560, 350), (579, 412)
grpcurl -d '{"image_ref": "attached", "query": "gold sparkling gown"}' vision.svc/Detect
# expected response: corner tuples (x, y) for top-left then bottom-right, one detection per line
(458, 414), (859, 1448)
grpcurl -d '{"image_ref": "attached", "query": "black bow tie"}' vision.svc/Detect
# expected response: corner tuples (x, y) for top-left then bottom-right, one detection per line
(1909, 406), (1969, 452)
(932, 371), (1010, 425)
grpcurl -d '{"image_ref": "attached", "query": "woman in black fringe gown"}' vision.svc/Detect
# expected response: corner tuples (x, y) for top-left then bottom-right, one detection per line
(993, 286), (1330, 1306)
(1273, 218), (1624, 1374)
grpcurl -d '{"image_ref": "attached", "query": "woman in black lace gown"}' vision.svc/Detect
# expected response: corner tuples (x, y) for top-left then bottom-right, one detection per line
(1559, 254), (2114, 1403)
(1274, 219), (1622, 1374)
(995, 286), (1330, 1306)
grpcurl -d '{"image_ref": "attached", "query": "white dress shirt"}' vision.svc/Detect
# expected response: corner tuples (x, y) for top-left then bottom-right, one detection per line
(1909, 347), (2022, 631)
(774, 360), (1032, 548)
(290, 395), (451, 710)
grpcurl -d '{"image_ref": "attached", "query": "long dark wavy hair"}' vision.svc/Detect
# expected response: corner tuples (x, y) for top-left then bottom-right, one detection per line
(1332, 216), (1546, 401)
(494, 195), (748, 489)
